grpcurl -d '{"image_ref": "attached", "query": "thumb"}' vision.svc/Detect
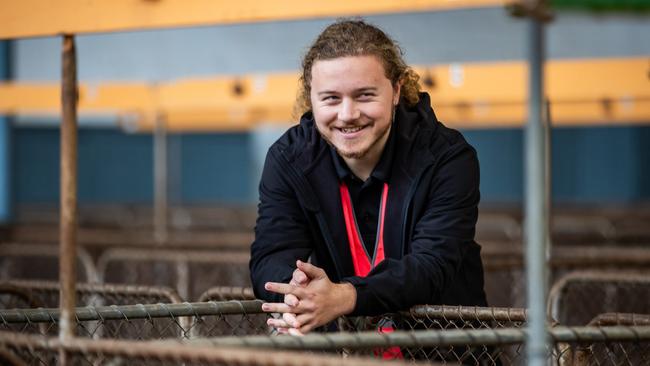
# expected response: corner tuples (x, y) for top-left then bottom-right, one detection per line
(296, 260), (326, 279)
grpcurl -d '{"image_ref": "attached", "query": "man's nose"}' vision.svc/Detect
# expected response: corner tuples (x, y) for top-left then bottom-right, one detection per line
(338, 99), (361, 122)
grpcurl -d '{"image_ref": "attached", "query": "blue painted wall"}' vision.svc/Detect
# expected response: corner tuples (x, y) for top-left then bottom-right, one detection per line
(176, 133), (253, 203)
(12, 128), (253, 204)
(464, 126), (650, 204)
(463, 129), (524, 203)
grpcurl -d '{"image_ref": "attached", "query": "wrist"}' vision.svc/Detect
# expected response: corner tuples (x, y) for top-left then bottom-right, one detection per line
(335, 282), (357, 316)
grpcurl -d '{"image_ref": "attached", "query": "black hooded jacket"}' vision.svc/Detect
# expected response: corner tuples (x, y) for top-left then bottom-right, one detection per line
(250, 93), (487, 315)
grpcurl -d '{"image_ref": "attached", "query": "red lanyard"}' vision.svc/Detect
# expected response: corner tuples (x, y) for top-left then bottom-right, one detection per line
(339, 182), (389, 277)
(340, 181), (403, 360)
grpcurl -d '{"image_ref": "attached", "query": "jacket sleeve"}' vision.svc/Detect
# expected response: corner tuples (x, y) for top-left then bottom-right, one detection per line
(249, 150), (313, 302)
(343, 143), (480, 315)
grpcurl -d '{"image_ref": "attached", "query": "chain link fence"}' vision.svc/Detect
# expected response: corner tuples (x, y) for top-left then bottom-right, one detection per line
(482, 245), (650, 308)
(97, 249), (251, 300)
(0, 300), (269, 340)
(548, 271), (650, 326)
(0, 243), (98, 283)
(0, 300), (530, 364)
(0, 330), (425, 366)
(0, 279), (182, 308)
(1, 293), (649, 364)
(194, 325), (650, 366)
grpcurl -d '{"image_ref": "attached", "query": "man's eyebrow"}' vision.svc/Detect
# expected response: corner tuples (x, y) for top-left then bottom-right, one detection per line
(357, 87), (378, 92)
(316, 87), (378, 96)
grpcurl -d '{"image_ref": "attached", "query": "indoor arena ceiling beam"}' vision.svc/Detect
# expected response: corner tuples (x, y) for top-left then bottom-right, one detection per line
(1, 57), (648, 130)
(0, 0), (512, 39)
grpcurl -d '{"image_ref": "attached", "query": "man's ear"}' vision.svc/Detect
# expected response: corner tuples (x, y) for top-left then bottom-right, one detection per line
(393, 82), (402, 106)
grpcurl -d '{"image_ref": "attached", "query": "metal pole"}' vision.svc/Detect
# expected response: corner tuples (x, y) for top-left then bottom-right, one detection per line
(153, 114), (168, 243)
(524, 4), (548, 366)
(545, 98), (552, 265)
(59, 34), (78, 364)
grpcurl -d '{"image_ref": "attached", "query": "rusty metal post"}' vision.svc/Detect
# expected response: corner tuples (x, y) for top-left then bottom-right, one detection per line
(59, 34), (78, 364)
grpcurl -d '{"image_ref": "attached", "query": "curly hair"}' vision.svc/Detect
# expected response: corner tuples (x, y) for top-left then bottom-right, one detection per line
(295, 19), (420, 117)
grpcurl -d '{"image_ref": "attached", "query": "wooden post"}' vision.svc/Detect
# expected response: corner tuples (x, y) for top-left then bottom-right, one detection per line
(59, 34), (78, 363)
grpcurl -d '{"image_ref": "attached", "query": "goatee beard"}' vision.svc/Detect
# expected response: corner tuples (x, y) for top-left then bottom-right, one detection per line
(318, 123), (390, 161)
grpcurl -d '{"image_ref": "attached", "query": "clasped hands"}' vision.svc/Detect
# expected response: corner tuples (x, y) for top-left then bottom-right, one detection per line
(262, 260), (356, 335)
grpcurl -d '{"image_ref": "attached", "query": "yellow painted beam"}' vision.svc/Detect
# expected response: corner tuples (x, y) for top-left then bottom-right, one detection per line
(0, 0), (511, 40)
(0, 82), (155, 115)
(1, 57), (648, 130)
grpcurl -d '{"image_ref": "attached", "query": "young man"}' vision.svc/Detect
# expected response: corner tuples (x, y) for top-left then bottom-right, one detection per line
(250, 19), (487, 335)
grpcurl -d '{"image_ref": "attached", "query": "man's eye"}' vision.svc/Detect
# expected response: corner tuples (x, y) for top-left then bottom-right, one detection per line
(322, 96), (338, 101)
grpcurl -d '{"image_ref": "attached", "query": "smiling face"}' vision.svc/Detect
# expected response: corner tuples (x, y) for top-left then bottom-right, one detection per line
(310, 55), (400, 163)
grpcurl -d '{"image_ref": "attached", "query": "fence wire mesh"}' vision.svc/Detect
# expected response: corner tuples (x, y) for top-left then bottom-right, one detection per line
(0, 243), (98, 283)
(194, 325), (650, 366)
(481, 246), (650, 308)
(0, 279), (182, 308)
(97, 249), (251, 300)
(548, 271), (650, 326)
(0, 300), (269, 340)
(0, 300), (530, 365)
(1, 296), (650, 364)
(0, 331), (425, 366)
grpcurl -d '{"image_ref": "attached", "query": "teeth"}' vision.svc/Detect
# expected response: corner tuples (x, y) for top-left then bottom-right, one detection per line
(341, 126), (363, 133)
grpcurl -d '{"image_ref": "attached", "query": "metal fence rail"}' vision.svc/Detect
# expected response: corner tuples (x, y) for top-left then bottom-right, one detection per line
(0, 300), (268, 340)
(548, 270), (650, 326)
(482, 247), (650, 308)
(192, 326), (650, 365)
(0, 279), (182, 308)
(0, 331), (421, 366)
(588, 313), (650, 326)
(0, 301), (533, 339)
(2, 300), (649, 364)
(0, 243), (98, 283)
(97, 249), (251, 300)
(198, 286), (256, 302)
(0, 301), (533, 364)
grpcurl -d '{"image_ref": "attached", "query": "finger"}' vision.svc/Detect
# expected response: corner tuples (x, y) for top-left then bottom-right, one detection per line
(298, 316), (319, 334)
(283, 312), (300, 328)
(288, 328), (305, 337)
(275, 327), (290, 335)
(295, 313), (313, 331)
(299, 323), (314, 334)
(267, 317), (290, 329)
(265, 282), (305, 297)
(292, 268), (308, 285)
(296, 260), (326, 279)
(261, 302), (294, 313)
(284, 294), (299, 307)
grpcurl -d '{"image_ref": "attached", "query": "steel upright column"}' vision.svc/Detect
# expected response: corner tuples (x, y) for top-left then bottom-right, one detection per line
(153, 114), (168, 243)
(524, 3), (549, 366)
(0, 42), (11, 224)
(59, 34), (78, 351)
